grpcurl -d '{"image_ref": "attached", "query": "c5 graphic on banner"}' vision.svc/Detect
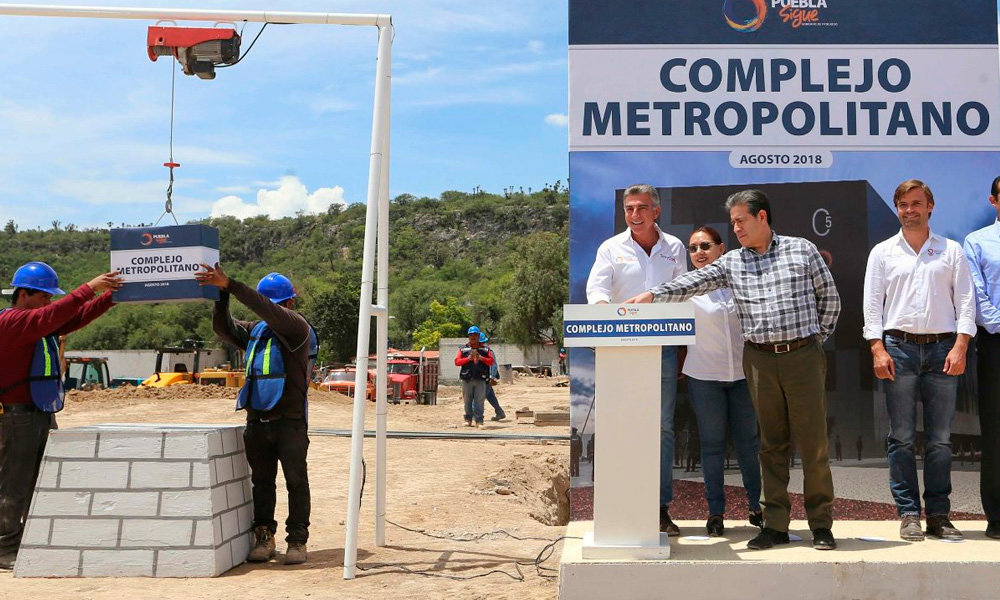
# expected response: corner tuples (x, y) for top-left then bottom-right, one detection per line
(567, 0), (1000, 505)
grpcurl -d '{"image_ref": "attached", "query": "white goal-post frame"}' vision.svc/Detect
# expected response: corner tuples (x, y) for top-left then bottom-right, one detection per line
(0, 3), (392, 580)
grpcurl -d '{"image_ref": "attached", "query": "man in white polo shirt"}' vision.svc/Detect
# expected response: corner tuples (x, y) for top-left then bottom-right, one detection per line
(863, 179), (976, 543)
(586, 183), (687, 535)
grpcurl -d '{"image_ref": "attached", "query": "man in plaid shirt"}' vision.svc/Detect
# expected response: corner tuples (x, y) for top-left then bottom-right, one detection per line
(628, 189), (841, 551)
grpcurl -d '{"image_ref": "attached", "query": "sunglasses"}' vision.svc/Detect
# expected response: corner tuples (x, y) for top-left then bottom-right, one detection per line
(687, 242), (716, 253)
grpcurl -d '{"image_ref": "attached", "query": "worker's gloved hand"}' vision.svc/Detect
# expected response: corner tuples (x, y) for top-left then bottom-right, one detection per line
(88, 271), (124, 295)
(195, 262), (230, 290)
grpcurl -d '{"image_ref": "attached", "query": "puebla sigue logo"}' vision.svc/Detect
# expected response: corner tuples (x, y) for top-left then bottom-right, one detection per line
(139, 232), (172, 246)
(723, 0), (768, 33)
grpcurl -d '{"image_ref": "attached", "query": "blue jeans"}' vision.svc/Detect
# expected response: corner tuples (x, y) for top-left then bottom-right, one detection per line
(884, 335), (958, 517)
(687, 377), (762, 516)
(660, 347), (678, 507)
(461, 379), (486, 423)
(485, 384), (504, 417)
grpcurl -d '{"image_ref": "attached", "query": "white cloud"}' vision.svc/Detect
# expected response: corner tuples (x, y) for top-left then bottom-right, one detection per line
(545, 113), (568, 127)
(527, 40), (545, 53)
(210, 175), (346, 220)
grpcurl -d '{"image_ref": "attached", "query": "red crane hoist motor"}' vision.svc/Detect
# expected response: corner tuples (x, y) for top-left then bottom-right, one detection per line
(147, 25), (241, 80)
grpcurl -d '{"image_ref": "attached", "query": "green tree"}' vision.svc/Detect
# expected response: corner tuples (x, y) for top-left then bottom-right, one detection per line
(306, 284), (369, 364)
(500, 231), (568, 346)
(411, 298), (473, 349)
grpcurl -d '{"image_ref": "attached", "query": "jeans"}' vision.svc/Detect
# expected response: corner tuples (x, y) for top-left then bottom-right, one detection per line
(660, 347), (678, 507)
(687, 377), (762, 516)
(0, 410), (53, 557)
(485, 383), (504, 417)
(884, 335), (958, 517)
(243, 418), (311, 544)
(462, 379), (486, 423)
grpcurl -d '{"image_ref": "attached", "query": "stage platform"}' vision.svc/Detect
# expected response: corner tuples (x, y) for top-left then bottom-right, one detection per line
(560, 520), (1000, 600)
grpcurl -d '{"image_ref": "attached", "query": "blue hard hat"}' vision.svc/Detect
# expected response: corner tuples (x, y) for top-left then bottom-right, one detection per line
(467, 325), (480, 335)
(4, 262), (65, 296)
(257, 272), (296, 303)
(479, 333), (489, 343)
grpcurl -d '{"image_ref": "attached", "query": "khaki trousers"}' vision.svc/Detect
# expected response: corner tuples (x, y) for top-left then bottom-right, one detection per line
(743, 337), (834, 532)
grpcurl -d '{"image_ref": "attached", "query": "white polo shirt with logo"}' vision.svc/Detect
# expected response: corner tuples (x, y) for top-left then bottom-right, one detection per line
(586, 226), (687, 304)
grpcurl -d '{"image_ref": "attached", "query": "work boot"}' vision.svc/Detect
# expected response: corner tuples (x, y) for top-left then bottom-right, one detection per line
(899, 515), (924, 542)
(284, 542), (308, 565)
(926, 515), (963, 541)
(475, 422), (484, 429)
(491, 411), (507, 421)
(706, 514), (725, 537)
(659, 505), (680, 537)
(0, 551), (15, 570)
(464, 420), (473, 427)
(248, 526), (276, 562)
(747, 527), (790, 550)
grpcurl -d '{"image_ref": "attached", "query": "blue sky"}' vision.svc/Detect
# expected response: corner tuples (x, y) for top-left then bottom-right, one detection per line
(0, 1), (568, 229)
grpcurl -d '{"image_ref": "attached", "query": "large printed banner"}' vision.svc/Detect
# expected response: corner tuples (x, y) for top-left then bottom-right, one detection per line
(567, 0), (1000, 507)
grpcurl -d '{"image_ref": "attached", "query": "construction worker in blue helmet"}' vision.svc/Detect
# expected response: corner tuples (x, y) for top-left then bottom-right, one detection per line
(479, 332), (506, 421)
(196, 263), (319, 566)
(0, 262), (122, 569)
(454, 325), (495, 428)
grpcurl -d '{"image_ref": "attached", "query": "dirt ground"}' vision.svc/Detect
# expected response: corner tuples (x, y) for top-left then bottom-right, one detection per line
(0, 377), (571, 600)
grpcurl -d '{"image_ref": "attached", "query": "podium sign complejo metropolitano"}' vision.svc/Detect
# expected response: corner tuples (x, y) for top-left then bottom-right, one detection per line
(563, 302), (695, 559)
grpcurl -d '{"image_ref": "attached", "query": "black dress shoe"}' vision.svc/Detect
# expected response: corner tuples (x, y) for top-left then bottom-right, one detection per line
(985, 521), (1000, 539)
(749, 510), (764, 530)
(812, 528), (837, 550)
(926, 515), (964, 541)
(747, 527), (789, 550)
(706, 514), (725, 537)
(659, 505), (680, 537)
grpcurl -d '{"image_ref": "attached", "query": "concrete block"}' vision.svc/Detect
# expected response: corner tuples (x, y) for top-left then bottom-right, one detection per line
(60, 462), (129, 489)
(230, 530), (251, 566)
(237, 503), (252, 533)
(214, 455), (234, 485)
(130, 461), (191, 489)
(221, 508), (239, 541)
(221, 428), (238, 454)
(156, 549), (216, 577)
(121, 519), (194, 547)
(194, 519), (214, 546)
(37, 459), (59, 488)
(191, 462), (210, 487)
(163, 433), (208, 459)
(209, 460), (218, 486)
(98, 433), (162, 459)
(30, 491), (92, 517)
(236, 429), (245, 452)
(232, 455), (249, 479)
(50, 518), (120, 548)
(225, 481), (244, 509)
(14, 548), (81, 577)
(91, 492), (159, 517)
(160, 489), (213, 517)
(213, 516), (223, 544)
(21, 518), (51, 546)
(210, 485), (227, 514)
(45, 432), (97, 458)
(242, 478), (252, 502)
(207, 432), (223, 457)
(214, 542), (233, 573)
(82, 550), (154, 577)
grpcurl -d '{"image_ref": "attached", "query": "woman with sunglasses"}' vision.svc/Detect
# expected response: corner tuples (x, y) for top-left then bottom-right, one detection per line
(683, 226), (763, 537)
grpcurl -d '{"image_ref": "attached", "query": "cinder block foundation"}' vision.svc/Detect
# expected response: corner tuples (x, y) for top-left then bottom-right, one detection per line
(15, 424), (253, 578)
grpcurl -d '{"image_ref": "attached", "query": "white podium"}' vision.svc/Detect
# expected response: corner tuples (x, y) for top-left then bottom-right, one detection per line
(564, 302), (695, 560)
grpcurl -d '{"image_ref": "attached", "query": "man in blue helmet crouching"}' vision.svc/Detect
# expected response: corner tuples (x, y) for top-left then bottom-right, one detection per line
(197, 263), (319, 566)
(0, 262), (122, 569)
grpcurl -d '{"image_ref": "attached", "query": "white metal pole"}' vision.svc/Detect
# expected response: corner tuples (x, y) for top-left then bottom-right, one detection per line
(374, 37), (392, 547)
(344, 18), (392, 581)
(0, 4), (385, 26)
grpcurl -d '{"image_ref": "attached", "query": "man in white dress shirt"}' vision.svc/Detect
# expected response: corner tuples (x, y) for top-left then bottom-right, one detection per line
(863, 179), (976, 542)
(586, 183), (687, 535)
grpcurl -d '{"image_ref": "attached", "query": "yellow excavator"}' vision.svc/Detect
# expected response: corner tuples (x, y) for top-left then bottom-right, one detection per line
(141, 340), (206, 387)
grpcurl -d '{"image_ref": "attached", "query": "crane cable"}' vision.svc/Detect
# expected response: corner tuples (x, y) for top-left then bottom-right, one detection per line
(155, 60), (180, 226)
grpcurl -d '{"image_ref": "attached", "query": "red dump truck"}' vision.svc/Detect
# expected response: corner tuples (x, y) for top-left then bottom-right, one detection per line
(368, 349), (439, 404)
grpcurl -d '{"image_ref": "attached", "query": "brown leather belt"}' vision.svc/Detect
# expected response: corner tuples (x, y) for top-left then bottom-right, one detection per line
(884, 330), (956, 344)
(746, 337), (812, 354)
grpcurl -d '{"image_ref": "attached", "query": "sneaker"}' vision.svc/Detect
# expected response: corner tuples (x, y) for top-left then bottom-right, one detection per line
(248, 525), (276, 562)
(986, 521), (1000, 539)
(659, 505), (680, 537)
(812, 528), (837, 550)
(284, 542), (308, 565)
(899, 515), (924, 542)
(491, 411), (506, 421)
(747, 527), (790, 550)
(926, 515), (963, 541)
(749, 510), (764, 530)
(706, 514), (725, 537)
